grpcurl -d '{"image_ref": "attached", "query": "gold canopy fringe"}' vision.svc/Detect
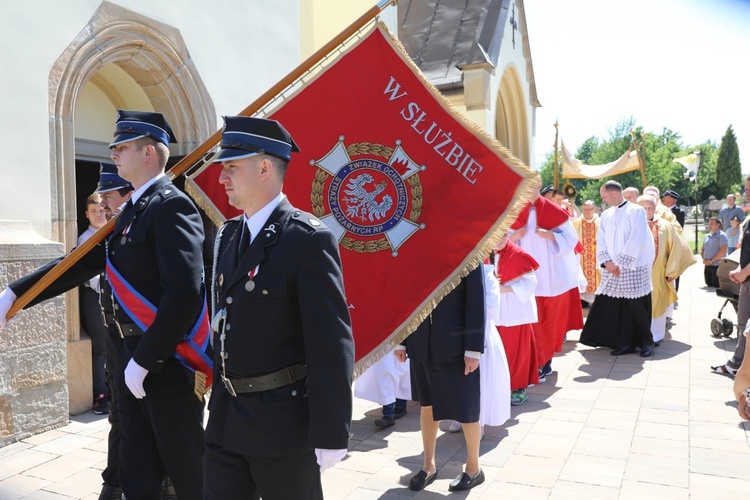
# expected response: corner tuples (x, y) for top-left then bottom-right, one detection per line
(352, 24), (539, 379)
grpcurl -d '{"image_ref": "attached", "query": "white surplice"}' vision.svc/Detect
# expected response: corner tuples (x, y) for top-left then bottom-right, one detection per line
(513, 208), (580, 297)
(480, 263), (511, 427)
(596, 201), (654, 299)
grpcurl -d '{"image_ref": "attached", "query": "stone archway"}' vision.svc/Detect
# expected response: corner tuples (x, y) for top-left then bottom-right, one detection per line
(496, 65), (530, 166)
(49, 0), (215, 246)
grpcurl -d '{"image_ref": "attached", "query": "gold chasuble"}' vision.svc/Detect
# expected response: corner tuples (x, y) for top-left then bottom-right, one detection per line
(655, 202), (682, 234)
(572, 215), (600, 294)
(647, 218), (696, 317)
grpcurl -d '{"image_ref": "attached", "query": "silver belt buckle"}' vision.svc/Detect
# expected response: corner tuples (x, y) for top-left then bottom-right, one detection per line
(222, 375), (237, 397)
(115, 321), (125, 339)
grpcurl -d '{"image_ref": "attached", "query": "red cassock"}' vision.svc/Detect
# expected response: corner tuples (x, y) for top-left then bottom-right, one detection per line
(512, 197), (584, 365)
(494, 240), (540, 391)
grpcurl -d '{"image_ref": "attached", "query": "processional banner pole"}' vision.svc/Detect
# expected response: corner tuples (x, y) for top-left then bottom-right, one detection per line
(694, 150), (703, 254)
(553, 121), (559, 189)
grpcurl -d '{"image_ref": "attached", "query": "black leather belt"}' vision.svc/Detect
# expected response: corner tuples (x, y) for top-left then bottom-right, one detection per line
(222, 364), (307, 396)
(116, 322), (144, 338)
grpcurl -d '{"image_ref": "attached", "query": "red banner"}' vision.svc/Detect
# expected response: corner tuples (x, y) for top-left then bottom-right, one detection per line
(188, 24), (535, 372)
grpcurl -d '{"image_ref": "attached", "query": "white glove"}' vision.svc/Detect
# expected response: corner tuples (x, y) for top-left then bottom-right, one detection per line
(0, 287), (18, 329)
(315, 448), (347, 473)
(124, 358), (149, 399)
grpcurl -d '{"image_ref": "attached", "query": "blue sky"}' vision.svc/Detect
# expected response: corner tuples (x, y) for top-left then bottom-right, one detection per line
(524, 0), (750, 171)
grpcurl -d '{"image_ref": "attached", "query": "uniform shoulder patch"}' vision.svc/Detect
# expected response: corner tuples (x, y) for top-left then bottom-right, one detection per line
(290, 210), (325, 231)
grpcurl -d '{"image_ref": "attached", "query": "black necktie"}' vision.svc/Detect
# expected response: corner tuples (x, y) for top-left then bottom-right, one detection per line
(237, 225), (251, 264)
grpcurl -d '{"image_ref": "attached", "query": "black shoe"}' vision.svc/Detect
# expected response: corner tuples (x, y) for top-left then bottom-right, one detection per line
(610, 346), (636, 356)
(409, 469), (437, 491)
(640, 345), (654, 357)
(93, 394), (110, 415)
(98, 483), (123, 500)
(393, 406), (407, 420)
(374, 416), (395, 428)
(448, 469), (485, 492)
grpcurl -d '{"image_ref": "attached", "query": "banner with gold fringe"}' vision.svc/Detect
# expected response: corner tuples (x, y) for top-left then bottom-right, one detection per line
(187, 23), (536, 374)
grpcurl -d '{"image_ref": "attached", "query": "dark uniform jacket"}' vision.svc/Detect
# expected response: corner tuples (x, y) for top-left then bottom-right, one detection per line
(205, 198), (354, 457)
(671, 205), (686, 228)
(404, 265), (485, 363)
(10, 176), (205, 393)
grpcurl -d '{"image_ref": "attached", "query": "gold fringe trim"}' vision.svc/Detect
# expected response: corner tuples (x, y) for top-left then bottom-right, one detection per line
(185, 156), (228, 228)
(353, 24), (539, 378)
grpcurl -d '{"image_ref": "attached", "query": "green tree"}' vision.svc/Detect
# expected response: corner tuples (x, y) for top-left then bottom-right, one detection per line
(537, 150), (555, 187)
(715, 125), (742, 196)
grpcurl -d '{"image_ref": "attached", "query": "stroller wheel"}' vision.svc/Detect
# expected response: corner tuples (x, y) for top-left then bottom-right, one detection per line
(710, 318), (724, 337)
(722, 319), (735, 337)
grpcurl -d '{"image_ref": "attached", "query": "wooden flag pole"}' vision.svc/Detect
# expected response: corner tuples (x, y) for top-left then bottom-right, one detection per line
(553, 120), (559, 189)
(7, 0), (396, 320)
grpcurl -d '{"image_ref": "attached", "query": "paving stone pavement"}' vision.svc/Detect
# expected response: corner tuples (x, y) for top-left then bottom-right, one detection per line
(1, 262), (749, 498)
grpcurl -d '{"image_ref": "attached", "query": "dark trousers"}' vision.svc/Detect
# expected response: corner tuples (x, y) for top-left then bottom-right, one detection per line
(728, 281), (750, 369)
(382, 399), (407, 418)
(704, 265), (720, 288)
(101, 324), (120, 488)
(118, 378), (205, 500)
(80, 286), (108, 396)
(203, 443), (323, 500)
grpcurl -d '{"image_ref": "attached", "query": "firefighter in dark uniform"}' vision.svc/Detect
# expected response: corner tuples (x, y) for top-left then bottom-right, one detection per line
(0, 111), (207, 500)
(95, 162), (134, 500)
(204, 116), (355, 500)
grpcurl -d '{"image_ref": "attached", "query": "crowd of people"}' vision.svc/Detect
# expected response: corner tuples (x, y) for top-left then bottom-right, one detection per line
(3, 107), (750, 496)
(356, 179), (713, 492)
(355, 181), (750, 490)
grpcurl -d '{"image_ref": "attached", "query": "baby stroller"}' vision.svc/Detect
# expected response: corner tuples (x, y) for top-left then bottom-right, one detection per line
(711, 250), (741, 338)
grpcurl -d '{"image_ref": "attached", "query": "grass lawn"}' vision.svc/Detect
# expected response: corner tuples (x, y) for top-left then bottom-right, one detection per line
(688, 230), (708, 254)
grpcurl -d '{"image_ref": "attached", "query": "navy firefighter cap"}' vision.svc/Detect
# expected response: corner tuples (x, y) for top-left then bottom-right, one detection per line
(95, 162), (132, 193)
(663, 189), (681, 201)
(109, 110), (177, 148)
(213, 116), (300, 162)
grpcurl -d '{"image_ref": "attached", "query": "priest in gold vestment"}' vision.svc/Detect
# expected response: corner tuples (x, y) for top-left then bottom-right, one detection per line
(637, 196), (696, 343)
(571, 200), (600, 305)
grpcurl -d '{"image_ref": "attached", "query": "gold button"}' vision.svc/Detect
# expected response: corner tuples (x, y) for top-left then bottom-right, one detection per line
(262, 290), (269, 295)
(226, 297), (233, 304)
(226, 324), (231, 331)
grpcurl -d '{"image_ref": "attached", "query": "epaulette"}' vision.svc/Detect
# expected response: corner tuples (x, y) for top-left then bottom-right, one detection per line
(289, 210), (325, 231)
